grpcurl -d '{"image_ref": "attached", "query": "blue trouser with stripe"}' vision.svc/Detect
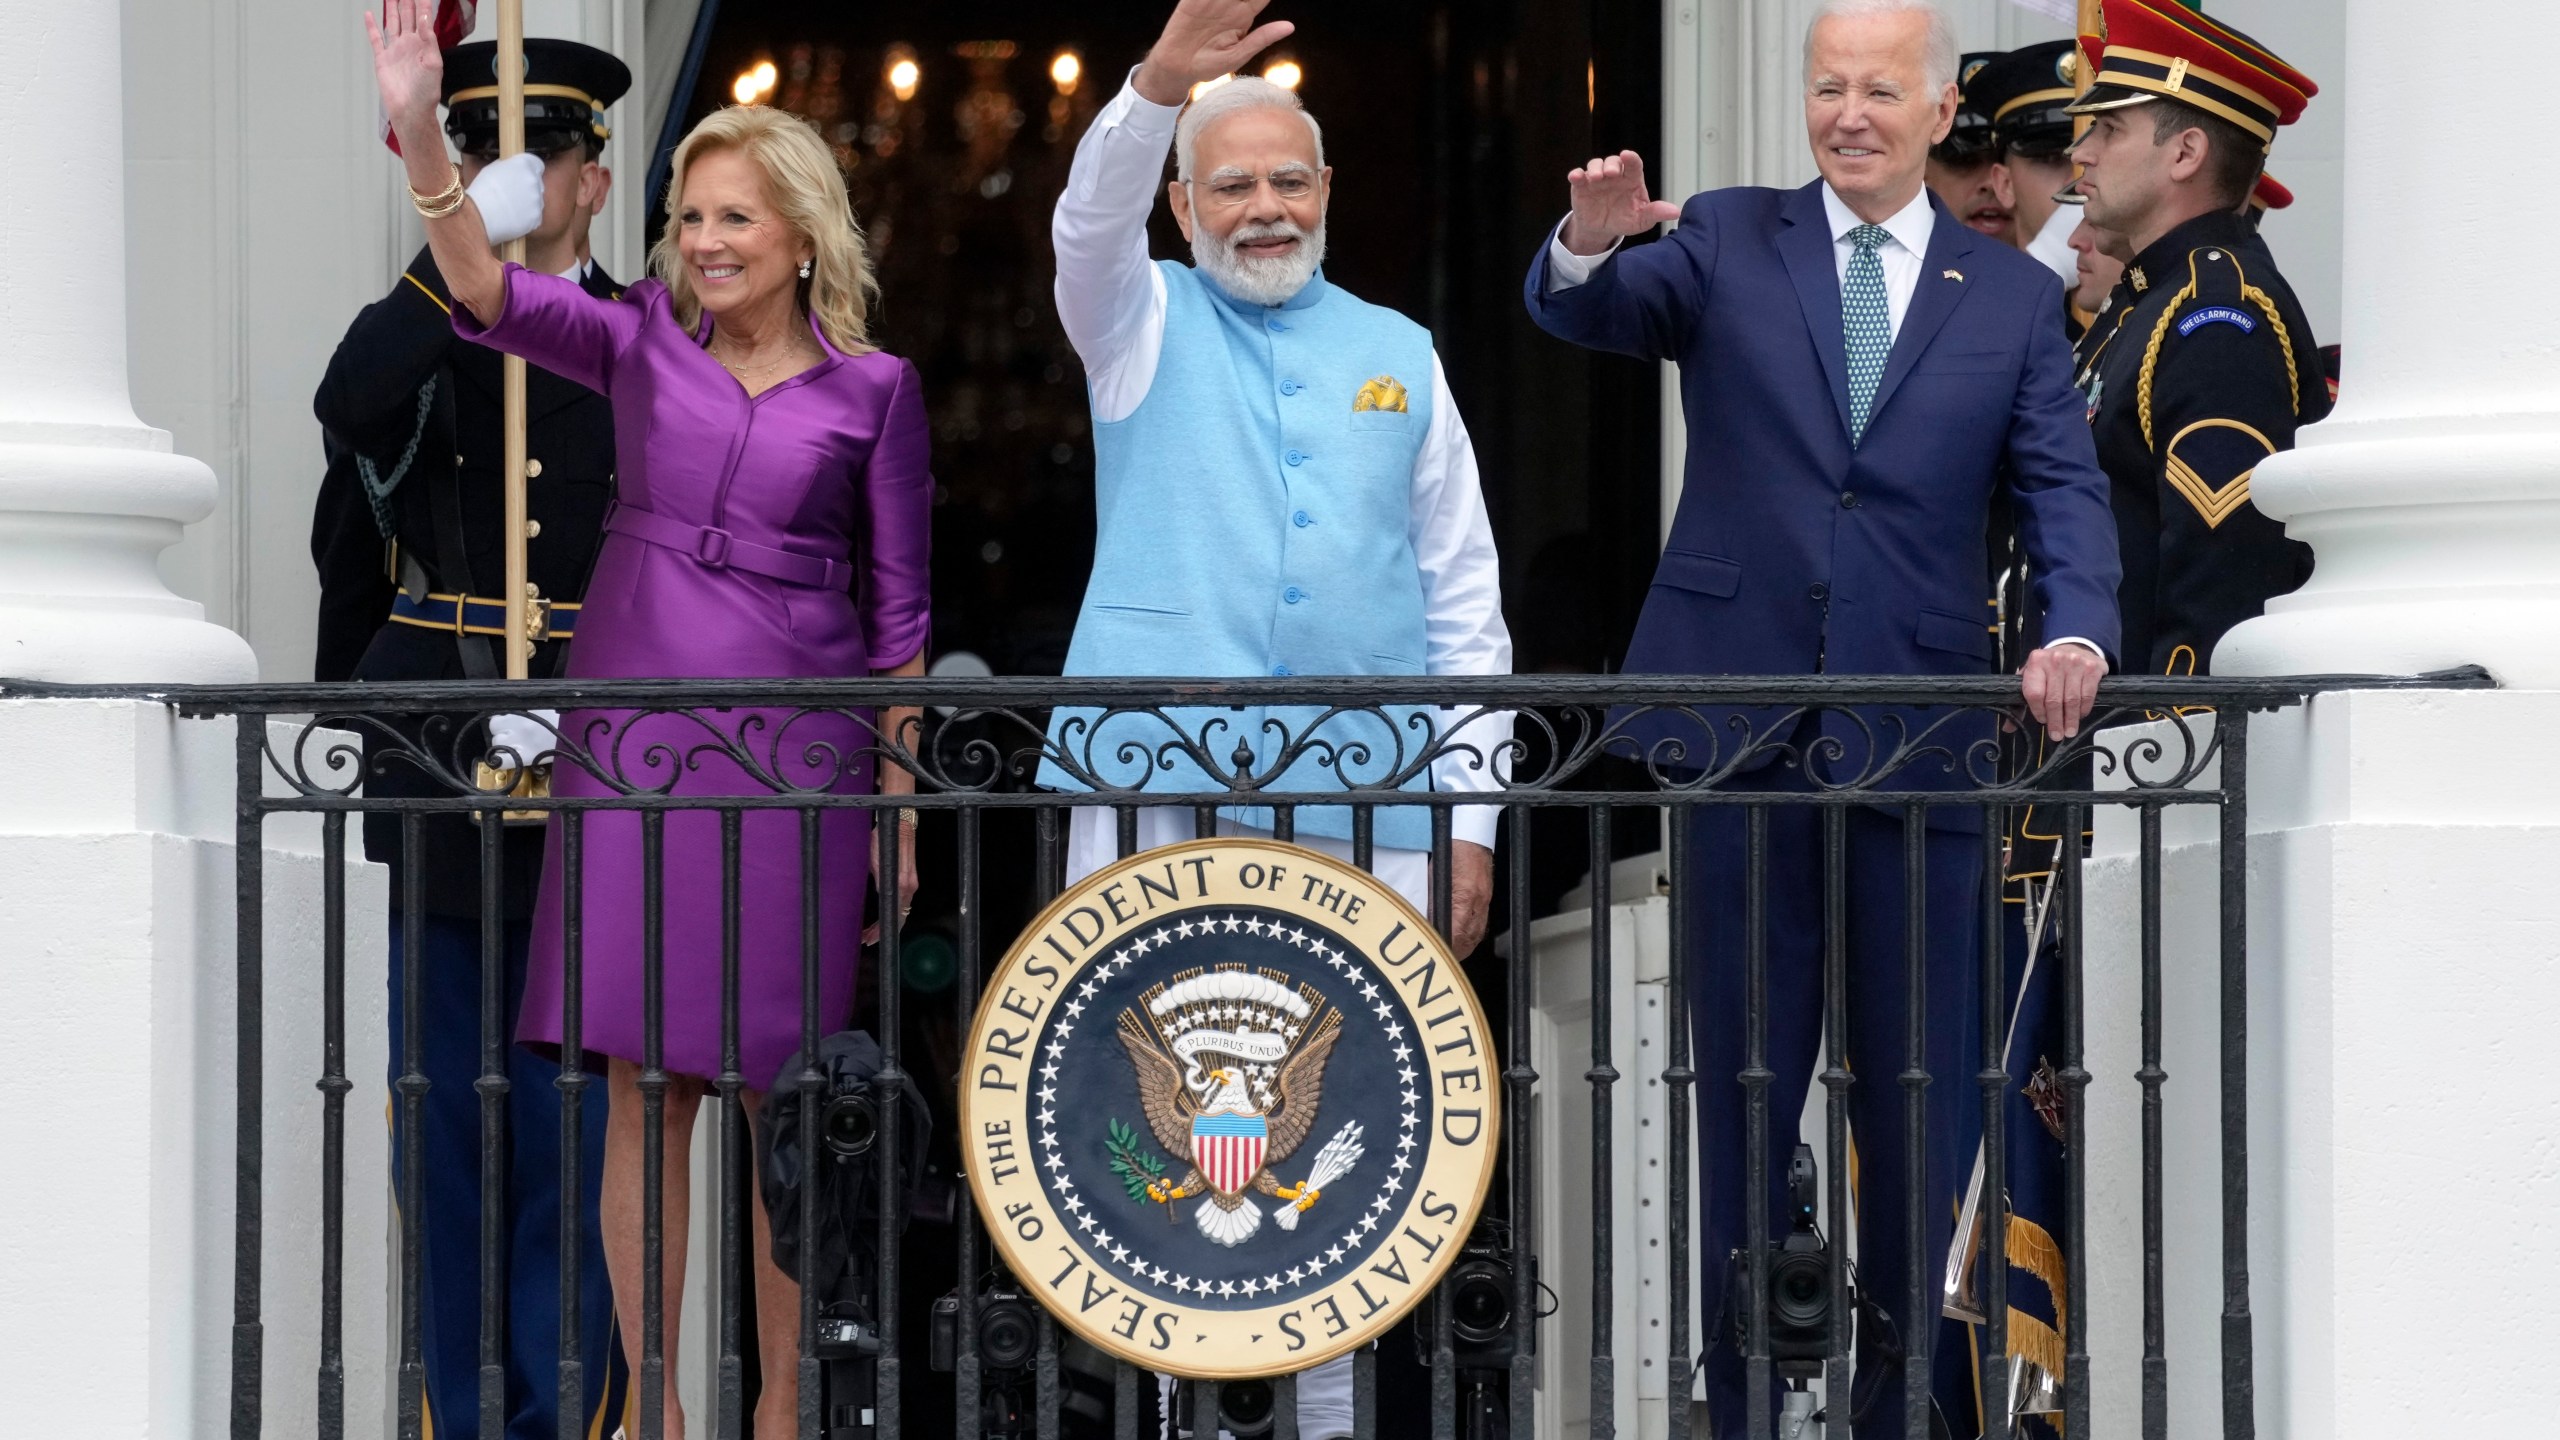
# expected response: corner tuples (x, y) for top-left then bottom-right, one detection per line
(388, 913), (626, 1439)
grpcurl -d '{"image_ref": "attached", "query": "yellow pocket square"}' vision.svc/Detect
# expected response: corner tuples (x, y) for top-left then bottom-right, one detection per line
(1352, 375), (1410, 413)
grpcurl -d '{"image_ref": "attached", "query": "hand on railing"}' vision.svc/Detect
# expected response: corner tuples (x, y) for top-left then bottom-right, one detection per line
(2021, 643), (2109, 740)
(867, 659), (927, 944)
(866, 809), (920, 946)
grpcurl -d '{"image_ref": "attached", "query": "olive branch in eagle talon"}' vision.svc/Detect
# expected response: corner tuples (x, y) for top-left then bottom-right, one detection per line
(1114, 968), (1365, 1248)
(1106, 1118), (1172, 1203)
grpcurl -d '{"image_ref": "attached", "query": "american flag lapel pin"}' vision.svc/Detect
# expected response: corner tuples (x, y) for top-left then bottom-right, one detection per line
(1943, 268), (1965, 282)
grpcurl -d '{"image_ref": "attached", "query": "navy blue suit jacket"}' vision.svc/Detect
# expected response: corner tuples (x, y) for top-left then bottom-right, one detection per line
(1526, 181), (2121, 804)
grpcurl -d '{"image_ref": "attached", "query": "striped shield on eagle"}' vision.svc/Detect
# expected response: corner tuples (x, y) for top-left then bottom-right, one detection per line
(1191, 1111), (1269, 1196)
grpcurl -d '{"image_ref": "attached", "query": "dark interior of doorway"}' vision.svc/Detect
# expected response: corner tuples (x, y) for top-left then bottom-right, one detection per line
(677, 2), (1666, 1429)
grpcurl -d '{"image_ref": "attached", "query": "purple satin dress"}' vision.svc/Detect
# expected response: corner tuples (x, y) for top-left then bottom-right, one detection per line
(457, 266), (931, 1086)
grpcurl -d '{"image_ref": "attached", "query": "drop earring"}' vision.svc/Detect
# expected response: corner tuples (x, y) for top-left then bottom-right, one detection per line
(798, 260), (812, 279)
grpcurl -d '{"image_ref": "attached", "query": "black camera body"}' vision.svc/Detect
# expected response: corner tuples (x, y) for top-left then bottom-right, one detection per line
(1725, 1143), (1843, 1380)
(1408, 1221), (1539, 1440)
(1171, 1378), (1279, 1439)
(759, 1032), (932, 1440)
(927, 1284), (1047, 1438)
(1414, 1220), (1539, 1374)
(926, 1285), (1116, 1437)
(928, 1285), (1040, 1376)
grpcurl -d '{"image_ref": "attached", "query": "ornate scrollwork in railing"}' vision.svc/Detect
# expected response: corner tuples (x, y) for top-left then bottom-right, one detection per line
(88, 668), (2480, 812)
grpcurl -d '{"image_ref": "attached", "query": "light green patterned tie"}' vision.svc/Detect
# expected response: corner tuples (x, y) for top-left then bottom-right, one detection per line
(1843, 223), (1893, 444)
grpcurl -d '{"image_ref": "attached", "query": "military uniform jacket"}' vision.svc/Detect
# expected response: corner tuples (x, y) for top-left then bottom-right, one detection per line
(2077, 210), (2328, 675)
(311, 247), (621, 918)
(310, 430), (396, 682)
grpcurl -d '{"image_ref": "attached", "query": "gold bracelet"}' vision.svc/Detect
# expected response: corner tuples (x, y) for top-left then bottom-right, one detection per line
(413, 184), (467, 219)
(896, 806), (920, 829)
(408, 165), (466, 220)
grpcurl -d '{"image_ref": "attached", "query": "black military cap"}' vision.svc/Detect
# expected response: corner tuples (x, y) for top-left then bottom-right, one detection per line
(1971, 40), (2082, 159)
(442, 38), (632, 160)
(1932, 51), (2005, 168)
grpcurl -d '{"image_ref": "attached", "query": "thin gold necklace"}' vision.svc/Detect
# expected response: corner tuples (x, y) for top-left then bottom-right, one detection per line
(710, 323), (808, 378)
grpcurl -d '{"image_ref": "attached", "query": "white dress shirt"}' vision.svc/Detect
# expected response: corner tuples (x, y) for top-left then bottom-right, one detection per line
(1816, 182), (1935, 336)
(1544, 184), (2106, 667)
(1052, 75), (1515, 848)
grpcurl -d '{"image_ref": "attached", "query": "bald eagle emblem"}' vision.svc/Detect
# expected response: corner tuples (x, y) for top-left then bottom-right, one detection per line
(1112, 967), (1365, 1248)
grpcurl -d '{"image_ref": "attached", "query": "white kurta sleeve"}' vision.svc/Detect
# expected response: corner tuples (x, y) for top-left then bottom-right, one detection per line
(1052, 72), (1181, 424)
(1411, 351), (1515, 851)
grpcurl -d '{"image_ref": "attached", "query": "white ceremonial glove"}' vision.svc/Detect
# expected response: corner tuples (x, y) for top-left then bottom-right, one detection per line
(469, 153), (546, 248)
(486, 708), (560, 768)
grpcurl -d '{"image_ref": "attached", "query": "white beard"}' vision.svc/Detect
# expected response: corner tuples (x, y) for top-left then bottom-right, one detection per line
(1192, 216), (1327, 307)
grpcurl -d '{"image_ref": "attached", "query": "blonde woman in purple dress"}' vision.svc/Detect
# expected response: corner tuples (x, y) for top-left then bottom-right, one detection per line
(372, 4), (931, 1432)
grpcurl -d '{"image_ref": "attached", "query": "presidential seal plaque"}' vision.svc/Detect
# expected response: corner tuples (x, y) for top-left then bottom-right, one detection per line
(960, 839), (1499, 1379)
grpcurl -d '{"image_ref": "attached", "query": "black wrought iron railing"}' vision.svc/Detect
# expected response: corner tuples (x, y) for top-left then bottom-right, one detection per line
(4, 669), (2489, 1440)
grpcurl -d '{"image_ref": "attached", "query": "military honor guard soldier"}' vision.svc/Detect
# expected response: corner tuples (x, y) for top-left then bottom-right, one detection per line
(2067, 0), (2328, 677)
(1975, 38), (2106, 676)
(1925, 52), (2017, 245)
(1972, 40), (2089, 295)
(1961, 18), (2325, 1421)
(308, 36), (632, 1440)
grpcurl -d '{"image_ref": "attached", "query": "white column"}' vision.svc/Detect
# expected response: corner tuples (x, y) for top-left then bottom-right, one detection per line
(2202, 6), (2560, 1436)
(2217, 0), (2560, 685)
(0, 0), (253, 683)
(0, 6), (390, 1437)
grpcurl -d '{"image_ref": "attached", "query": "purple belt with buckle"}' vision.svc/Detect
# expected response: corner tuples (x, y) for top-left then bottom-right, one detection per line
(604, 505), (852, 591)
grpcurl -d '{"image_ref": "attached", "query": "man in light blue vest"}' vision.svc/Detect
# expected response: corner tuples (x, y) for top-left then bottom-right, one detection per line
(1047, 2), (1512, 1432)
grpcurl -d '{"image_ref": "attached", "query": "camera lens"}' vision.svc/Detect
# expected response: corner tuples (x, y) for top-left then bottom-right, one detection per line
(1219, 1378), (1276, 1434)
(822, 1092), (878, 1158)
(1449, 1260), (1512, 1346)
(1769, 1250), (1831, 1332)
(979, 1295), (1038, 1370)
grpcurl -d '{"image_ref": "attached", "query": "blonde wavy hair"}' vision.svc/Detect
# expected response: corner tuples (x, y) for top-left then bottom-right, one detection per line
(649, 105), (877, 356)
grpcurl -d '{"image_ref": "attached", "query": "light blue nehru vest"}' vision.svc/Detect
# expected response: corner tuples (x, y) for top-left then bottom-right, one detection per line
(1038, 263), (1441, 849)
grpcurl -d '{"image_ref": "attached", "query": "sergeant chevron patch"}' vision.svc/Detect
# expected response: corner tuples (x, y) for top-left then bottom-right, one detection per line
(962, 839), (1498, 1378)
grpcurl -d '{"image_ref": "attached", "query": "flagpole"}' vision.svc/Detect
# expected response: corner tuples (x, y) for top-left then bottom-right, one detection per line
(496, 0), (530, 679)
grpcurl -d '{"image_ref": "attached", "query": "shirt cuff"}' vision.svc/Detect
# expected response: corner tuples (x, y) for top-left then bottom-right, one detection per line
(1431, 707), (1512, 852)
(2046, 636), (2109, 668)
(1545, 218), (1622, 290)
(1114, 66), (1184, 134)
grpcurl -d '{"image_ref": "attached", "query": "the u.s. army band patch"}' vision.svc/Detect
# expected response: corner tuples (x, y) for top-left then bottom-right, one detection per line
(961, 839), (1499, 1378)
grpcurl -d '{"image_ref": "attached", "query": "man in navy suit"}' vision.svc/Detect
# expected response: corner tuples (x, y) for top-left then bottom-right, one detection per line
(1524, 1), (2119, 1432)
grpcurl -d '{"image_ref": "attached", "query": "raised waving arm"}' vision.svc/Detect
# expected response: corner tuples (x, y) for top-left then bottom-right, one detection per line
(1133, 0), (1296, 106)
(1560, 151), (1682, 256)
(364, 0), (534, 326)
